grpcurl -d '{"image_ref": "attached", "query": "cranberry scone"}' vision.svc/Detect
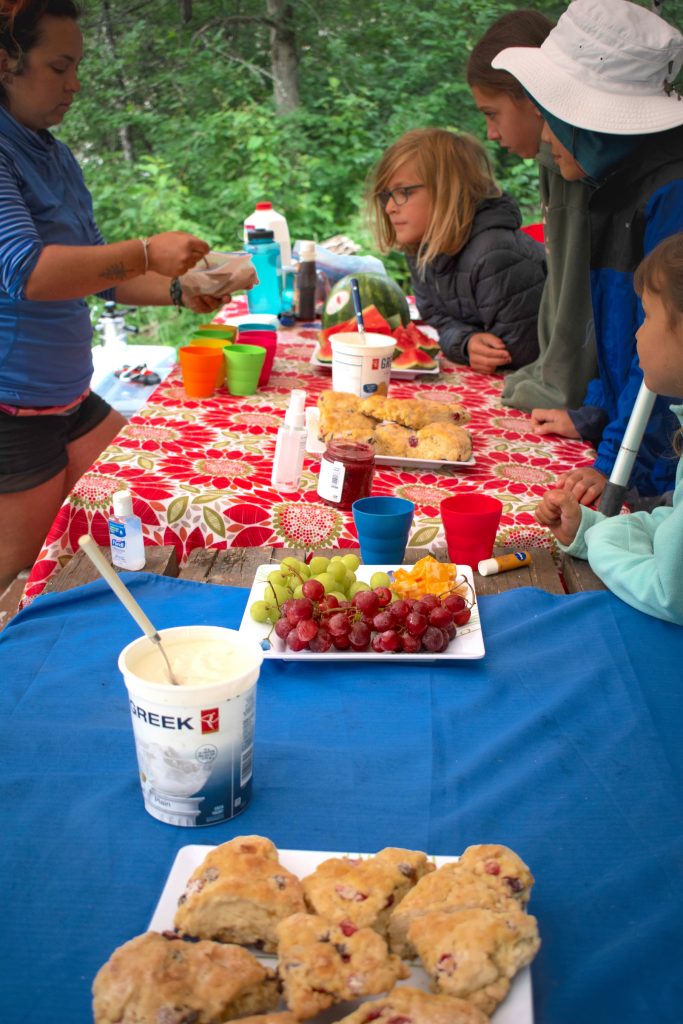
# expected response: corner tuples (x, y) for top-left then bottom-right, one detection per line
(408, 907), (541, 1016)
(302, 848), (434, 939)
(334, 984), (491, 1024)
(92, 931), (279, 1024)
(173, 835), (306, 952)
(458, 844), (534, 904)
(276, 912), (410, 1020)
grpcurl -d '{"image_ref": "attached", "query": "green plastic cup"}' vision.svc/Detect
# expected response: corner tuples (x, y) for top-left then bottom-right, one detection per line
(194, 324), (238, 342)
(223, 343), (266, 396)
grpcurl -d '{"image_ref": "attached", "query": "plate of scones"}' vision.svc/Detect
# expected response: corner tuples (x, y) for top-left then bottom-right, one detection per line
(92, 835), (538, 1024)
(307, 392), (475, 469)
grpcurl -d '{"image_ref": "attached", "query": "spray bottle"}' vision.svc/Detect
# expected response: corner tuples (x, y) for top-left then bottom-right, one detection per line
(271, 389), (307, 491)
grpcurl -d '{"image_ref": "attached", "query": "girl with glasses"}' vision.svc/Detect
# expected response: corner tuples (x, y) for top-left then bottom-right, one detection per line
(368, 128), (546, 375)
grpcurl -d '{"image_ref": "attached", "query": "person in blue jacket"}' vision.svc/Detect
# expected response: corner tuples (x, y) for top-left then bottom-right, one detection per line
(536, 233), (683, 625)
(493, 0), (683, 506)
(0, 0), (225, 589)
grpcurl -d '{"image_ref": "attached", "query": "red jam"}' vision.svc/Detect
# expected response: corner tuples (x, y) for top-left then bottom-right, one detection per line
(317, 440), (375, 510)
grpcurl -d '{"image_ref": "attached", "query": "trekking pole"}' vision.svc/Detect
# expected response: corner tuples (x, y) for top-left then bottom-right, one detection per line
(598, 381), (657, 517)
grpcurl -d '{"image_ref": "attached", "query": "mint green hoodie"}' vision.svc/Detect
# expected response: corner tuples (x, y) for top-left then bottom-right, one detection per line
(560, 404), (683, 625)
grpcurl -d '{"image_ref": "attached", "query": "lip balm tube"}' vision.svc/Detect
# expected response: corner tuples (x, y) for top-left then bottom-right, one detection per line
(478, 551), (532, 576)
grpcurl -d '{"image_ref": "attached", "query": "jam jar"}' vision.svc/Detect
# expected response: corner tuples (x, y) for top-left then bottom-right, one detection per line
(317, 440), (375, 510)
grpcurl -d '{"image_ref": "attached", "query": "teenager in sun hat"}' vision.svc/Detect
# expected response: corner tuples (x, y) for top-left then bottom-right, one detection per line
(493, 0), (683, 508)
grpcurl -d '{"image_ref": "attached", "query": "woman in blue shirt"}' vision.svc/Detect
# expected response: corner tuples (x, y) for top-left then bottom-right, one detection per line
(0, 0), (223, 588)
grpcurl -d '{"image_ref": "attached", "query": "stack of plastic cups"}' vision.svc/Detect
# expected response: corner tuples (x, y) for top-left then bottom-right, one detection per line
(238, 329), (277, 386)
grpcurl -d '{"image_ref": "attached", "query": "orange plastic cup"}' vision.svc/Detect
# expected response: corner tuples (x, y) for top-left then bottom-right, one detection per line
(178, 345), (224, 398)
(189, 336), (230, 386)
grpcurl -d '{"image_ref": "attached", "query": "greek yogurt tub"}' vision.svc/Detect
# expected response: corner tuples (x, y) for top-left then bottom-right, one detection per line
(118, 626), (263, 827)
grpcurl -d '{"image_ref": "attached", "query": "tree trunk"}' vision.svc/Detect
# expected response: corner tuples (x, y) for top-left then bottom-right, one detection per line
(266, 0), (299, 114)
(179, 0), (193, 25)
(100, 0), (134, 162)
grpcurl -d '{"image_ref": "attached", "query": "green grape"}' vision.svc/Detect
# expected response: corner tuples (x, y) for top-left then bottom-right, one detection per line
(370, 571), (392, 589)
(292, 584), (305, 599)
(342, 553), (360, 571)
(315, 572), (336, 594)
(296, 560), (311, 579)
(249, 600), (271, 623)
(263, 601), (280, 623)
(329, 590), (347, 603)
(263, 581), (290, 606)
(348, 581), (371, 596)
(309, 555), (330, 575)
(342, 569), (357, 591)
(280, 556), (300, 570)
(267, 569), (289, 588)
(327, 561), (347, 582)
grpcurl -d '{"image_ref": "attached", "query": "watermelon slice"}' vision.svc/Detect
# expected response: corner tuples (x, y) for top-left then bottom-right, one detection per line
(316, 304), (393, 363)
(392, 325), (438, 370)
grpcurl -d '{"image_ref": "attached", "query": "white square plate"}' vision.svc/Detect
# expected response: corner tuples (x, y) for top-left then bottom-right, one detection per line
(149, 845), (533, 1024)
(305, 407), (476, 469)
(310, 347), (440, 380)
(238, 563), (485, 661)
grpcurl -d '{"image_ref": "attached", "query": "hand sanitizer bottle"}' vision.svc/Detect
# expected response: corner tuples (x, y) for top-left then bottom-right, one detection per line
(108, 489), (146, 570)
(271, 390), (307, 491)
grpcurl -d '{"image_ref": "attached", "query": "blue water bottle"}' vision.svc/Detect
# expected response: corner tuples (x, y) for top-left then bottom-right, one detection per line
(246, 228), (282, 315)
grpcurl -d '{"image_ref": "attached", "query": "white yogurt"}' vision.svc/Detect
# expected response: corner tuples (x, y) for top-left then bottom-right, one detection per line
(131, 636), (255, 688)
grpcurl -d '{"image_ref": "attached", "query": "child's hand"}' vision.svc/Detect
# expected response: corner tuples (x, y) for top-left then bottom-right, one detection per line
(530, 408), (581, 438)
(557, 466), (607, 506)
(467, 333), (512, 374)
(535, 488), (582, 546)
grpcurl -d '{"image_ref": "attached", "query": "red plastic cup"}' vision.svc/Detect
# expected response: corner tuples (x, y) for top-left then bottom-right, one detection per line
(238, 329), (276, 386)
(440, 494), (503, 568)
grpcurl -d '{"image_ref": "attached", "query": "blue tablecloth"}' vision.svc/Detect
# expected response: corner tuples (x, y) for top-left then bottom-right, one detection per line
(1, 575), (682, 1023)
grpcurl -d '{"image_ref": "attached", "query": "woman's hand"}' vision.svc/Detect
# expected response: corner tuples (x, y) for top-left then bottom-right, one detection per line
(467, 333), (512, 374)
(182, 291), (231, 314)
(557, 466), (607, 506)
(535, 488), (582, 546)
(530, 408), (581, 438)
(146, 232), (210, 278)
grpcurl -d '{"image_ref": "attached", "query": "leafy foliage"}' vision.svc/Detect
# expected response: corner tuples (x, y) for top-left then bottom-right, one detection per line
(63, 0), (682, 341)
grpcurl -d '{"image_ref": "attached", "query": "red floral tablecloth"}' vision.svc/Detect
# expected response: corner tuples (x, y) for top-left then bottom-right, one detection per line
(22, 308), (596, 604)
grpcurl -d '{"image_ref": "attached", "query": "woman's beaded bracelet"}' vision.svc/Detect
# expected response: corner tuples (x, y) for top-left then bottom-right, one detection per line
(170, 277), (185, 308)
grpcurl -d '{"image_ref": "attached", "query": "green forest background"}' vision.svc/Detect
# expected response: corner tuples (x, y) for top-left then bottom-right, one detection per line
(60, 0), (683, 343)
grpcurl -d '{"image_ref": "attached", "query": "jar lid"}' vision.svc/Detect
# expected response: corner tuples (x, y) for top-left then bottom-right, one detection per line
(324, 439), (375, 463)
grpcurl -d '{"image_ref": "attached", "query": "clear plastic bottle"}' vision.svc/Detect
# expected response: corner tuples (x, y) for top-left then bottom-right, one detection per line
(108, 490), (146, 570)
(243, 201), (291, 268)
(271, 389), (307, 491)
(245, 229), (282, 315)
(295, 240), (317, 322)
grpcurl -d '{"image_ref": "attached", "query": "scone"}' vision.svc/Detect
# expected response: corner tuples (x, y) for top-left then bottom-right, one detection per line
(317, 390), (362, 416)
(334, 984), (490, 1023)
(412, 422), (473, 462)
(458, 844), (534, 905)
(92, 931), (279, 1024)
(357, 394), (391, 422)
(276, 912), (409, 1020)
(364, 396), (470, 430)
(174, 835), (306, 953)
(388, 861), (521, 958)
(302, 848), (434, 939)
(373, 422), (414, 457)
(236, 1016), (301, 1024)
(408, 907), (541, 1016)
(319, 411), (376, 444)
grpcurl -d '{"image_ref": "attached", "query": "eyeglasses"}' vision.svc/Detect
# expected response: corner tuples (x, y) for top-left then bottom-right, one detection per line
(376, 184), (425, 209)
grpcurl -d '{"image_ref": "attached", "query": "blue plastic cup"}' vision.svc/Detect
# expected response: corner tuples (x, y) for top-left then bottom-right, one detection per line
(352, 496), (415, 565)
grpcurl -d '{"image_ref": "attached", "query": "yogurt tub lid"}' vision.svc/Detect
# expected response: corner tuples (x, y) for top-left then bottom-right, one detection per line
(330, 332), (395, 352)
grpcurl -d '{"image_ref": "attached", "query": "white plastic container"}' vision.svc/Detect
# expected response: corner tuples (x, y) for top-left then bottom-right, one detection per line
(330, 332), (395, 398)
(271, 389), (307, 491)
(118, 625), (263, 827)
(243, 201), (291, 268)
(108, 489), (146, 570)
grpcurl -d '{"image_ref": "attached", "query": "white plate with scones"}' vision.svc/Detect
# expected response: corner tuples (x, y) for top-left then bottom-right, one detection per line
(148, 841), (536, 1024)
(306, 404), (476, 469)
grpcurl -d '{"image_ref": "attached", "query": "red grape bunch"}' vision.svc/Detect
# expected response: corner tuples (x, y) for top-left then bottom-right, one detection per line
(270, 580), (473, 654)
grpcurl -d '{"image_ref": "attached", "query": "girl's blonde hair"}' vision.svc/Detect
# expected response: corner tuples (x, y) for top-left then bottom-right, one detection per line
(367, 128), (500, 271)
(634, 232), (683, 454)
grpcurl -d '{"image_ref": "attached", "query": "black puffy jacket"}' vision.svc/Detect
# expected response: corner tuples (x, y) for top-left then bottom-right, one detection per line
(408, 193), (546, 368)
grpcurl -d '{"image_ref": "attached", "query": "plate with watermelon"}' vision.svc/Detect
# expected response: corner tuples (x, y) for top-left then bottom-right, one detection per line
(312, 272), (441, 379)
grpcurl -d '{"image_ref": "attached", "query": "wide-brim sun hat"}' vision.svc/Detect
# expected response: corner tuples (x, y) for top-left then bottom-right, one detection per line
(492, 0), (683, 135)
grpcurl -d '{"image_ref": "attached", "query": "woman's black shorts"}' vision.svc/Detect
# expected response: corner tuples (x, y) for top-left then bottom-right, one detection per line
(0, 391), (112, 494)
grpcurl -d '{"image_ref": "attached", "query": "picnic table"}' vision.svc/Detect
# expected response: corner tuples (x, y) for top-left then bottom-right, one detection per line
(21, 307), (603, 607)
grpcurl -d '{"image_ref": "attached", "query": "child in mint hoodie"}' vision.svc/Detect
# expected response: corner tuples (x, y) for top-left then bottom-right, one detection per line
(536, 234), (683, 625)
